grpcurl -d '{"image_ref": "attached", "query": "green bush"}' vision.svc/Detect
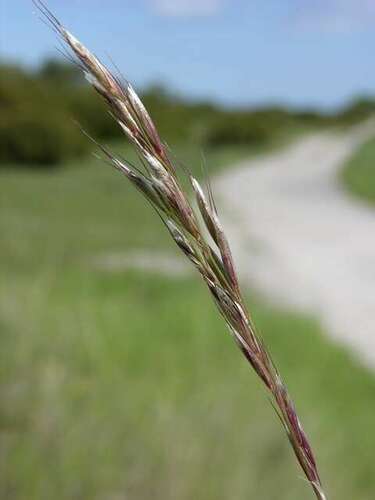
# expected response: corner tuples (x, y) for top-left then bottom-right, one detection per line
(66, 88), (122, 139)
(141, 87), (216, 143)
(2, 59), (374, 167)
(204, 112), (274, 147)
(338, 97), (375, 125)
(0, 64), (89, 166)
(0, 109), (89, 166)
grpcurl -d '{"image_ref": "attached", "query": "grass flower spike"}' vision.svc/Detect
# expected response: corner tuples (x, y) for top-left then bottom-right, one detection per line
(35, 2), (327, 498)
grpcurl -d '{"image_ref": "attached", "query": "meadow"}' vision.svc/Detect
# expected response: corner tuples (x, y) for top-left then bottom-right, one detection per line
(341, 136), (375, 204)
(1, 140), (375, 500)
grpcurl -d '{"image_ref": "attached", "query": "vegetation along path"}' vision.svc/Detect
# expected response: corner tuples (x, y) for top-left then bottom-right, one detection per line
(214, 124), (375, 368)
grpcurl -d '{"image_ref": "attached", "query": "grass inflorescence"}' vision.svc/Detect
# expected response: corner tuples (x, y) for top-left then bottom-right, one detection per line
(34, 2), (328, 498)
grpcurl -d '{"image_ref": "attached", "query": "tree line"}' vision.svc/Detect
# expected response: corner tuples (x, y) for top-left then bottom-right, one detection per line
(1, 59), (374, 166)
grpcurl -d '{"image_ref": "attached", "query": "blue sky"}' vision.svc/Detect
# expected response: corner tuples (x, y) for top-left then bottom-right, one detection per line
(1, 0), (374, 109)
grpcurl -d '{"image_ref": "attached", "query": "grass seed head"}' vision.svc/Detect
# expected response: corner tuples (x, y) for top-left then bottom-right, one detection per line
(36, 4), (327, 497)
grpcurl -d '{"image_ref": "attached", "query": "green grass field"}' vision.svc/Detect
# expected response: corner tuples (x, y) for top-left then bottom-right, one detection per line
(1, 143), (375, 500)
(341, 136), (375, 204)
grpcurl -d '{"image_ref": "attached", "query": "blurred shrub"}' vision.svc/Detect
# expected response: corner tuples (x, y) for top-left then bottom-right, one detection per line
(142, 86), (217, 143)
(38, 60), (122, 139)
(204, 108), (294, 147)
(0, 63), (89, 166)
(1, 59), (375, 167)
(38, 58), (83, 86)
(337, 97), (375, 125)
(67, 88), (124, 139)
(0, 110), (88, 166)
(294, 109), (333, 127)
(205, 113), (270, 146)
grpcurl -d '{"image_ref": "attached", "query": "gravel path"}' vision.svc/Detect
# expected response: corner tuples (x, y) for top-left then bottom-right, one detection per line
(214, 126), (375, 367)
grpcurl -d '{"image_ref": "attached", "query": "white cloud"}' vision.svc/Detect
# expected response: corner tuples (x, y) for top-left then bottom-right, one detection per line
(293, 0), (375, 33)
(152, 0), (222, 17)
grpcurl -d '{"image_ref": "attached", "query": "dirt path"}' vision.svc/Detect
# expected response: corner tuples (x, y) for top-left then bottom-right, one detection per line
(214, 126), (375, 367)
